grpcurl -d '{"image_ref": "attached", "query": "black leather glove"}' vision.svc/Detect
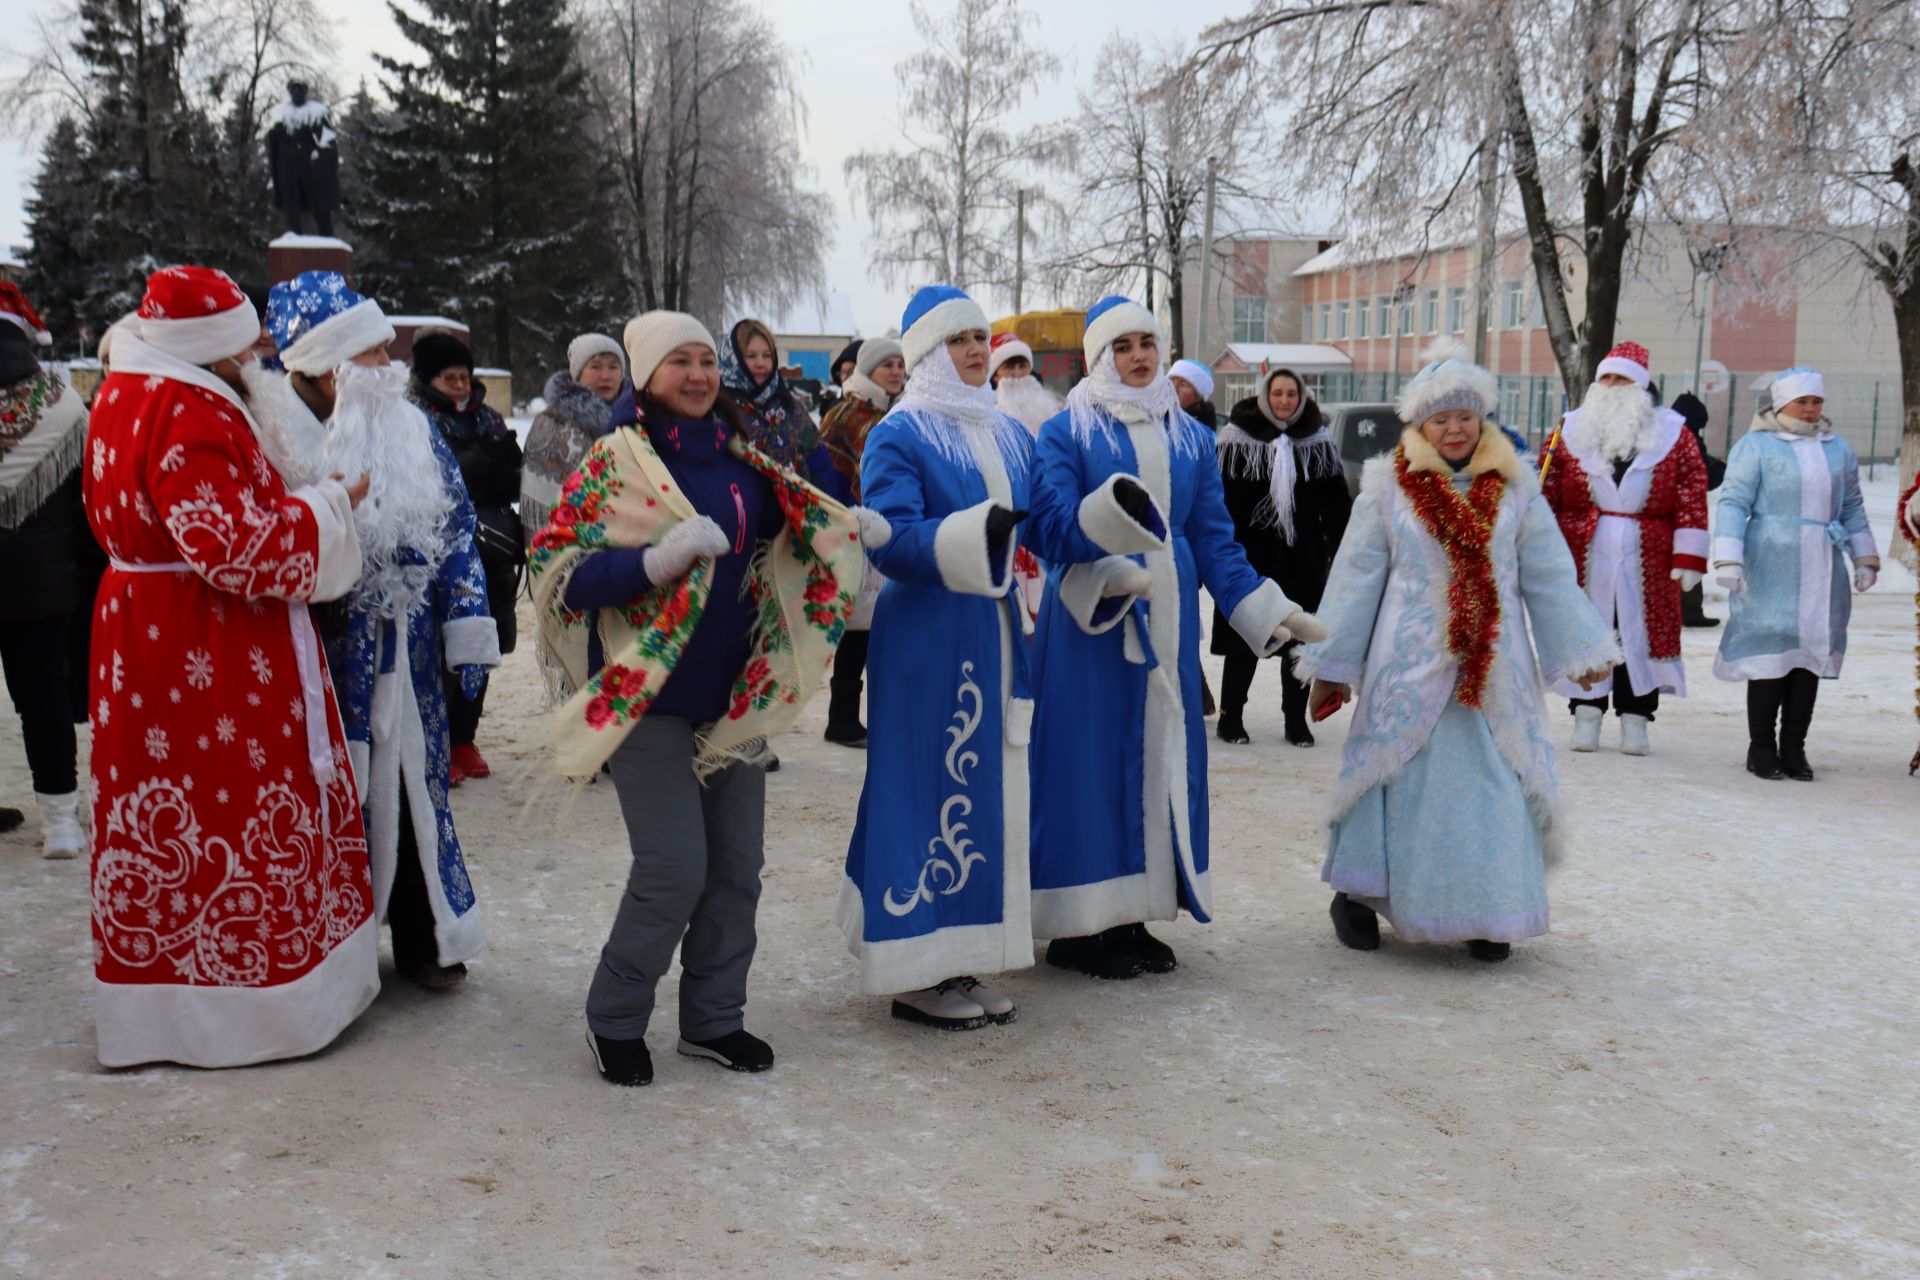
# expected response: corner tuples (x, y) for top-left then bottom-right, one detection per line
(1112, 476), (1156, 529)
(984, 505), (1028, 543)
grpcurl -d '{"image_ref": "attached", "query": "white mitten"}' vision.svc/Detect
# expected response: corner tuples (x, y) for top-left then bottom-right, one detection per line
(1671, 567), (1703, 591)
(1854, 564), (1877, 593)
(1102, 561), (1152, 599)
(1281, 609), (1328, 645)
(643, 514), (731, 582)
(853, 506), (892, 549)
(1714, 564), (1745, 594)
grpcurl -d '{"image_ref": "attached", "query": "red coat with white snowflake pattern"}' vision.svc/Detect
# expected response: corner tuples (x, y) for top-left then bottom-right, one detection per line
(1538, 409), (1709, 699)
(83, 343), (377, 1069)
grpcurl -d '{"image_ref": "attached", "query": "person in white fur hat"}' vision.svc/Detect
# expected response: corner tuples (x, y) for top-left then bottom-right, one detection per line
(1301, 344), (1616, 962)
(268, 269), (501, 990)
(838, 284), (1038, 1031)
(1711, 366), (1878, 781)
(1024, 295), (1323, 980)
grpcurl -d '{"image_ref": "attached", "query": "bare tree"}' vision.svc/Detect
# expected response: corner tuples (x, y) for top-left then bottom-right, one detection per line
(1196, 0), (1753, 401)
(843, 0), (1062, 297)
(1043, 34), (1267, 357)
(579, 0), (828, 324)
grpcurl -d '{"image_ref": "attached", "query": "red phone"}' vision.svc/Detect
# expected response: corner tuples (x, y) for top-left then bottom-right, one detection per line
(1312, 692), (1347, 722)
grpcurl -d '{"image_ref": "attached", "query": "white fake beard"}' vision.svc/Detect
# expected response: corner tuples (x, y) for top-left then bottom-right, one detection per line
(327, 361), (455, 619)
(237, 360), (328, 488)
(995, 373), (1062, 435)
(1569, 382), (1658, 462)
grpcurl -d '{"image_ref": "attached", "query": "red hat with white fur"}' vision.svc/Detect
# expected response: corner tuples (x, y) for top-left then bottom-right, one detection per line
(0, 281), (50, 345)
(135, 265), (260, 366)
(988, 331), (1034, 377)
(1595, 341), (1651, 388)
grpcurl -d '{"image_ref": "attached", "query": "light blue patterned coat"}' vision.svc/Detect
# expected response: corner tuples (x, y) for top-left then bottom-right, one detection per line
(1296, 428), (1618, 943)
(1711, 414), (1876, 681)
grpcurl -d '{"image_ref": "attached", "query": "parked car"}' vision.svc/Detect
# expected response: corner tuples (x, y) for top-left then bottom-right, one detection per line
(1321, 402), (1403, 496)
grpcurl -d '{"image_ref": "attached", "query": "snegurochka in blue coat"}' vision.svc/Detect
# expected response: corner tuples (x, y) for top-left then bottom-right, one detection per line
(838, 286), (1039, 1031)
(1024, 297), (1325, 980)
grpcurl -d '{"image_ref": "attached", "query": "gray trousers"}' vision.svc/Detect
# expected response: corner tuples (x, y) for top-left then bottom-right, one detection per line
(585, 717), (767, 1042)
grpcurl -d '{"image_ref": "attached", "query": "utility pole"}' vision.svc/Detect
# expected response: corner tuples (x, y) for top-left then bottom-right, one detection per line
(1194, 157), (1219, 366)
(1013, 188), (1026, 315)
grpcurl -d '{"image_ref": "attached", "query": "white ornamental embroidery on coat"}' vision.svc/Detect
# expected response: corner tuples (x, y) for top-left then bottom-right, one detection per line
(884, 660), (987, 917)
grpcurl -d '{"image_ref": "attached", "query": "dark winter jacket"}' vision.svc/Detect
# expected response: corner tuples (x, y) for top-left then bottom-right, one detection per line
(1670, 391), (1726, 489)
(520, 370), (614, 544)
(1210, 393), (1353, 657)
(1186, 399), (1218, 430)
(413, 378), (524, 651)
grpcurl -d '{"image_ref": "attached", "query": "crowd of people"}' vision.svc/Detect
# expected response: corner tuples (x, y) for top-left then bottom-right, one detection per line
(0, 261), (1908, 1083)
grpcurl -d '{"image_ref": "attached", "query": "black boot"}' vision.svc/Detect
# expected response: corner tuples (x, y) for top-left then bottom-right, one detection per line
(1329, 893), (1380, 950)
(1681, 581), (1719, 628)
(1746, 679), (1786, 780)
(1746, 743), (1785, 780)
(1280, 657), (1314, 747)
(1778, 669), (1818, 781)
(1467, 939), (1511, 962)
(1106, 923), (1177, 973)
(587, 1029), (654, 1086)
(1216, 709), (1250, 745)
(1045, 932), (1147, 980)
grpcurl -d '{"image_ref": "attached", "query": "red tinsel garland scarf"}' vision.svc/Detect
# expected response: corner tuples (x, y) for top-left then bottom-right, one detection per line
(1395, 444), (1508, 707)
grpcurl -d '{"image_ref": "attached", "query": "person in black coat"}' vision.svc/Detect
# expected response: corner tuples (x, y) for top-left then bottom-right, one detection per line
(1212, 367), (1352, 745)
(410, 332), (523, 783)
(1670, 391), (1724, 628)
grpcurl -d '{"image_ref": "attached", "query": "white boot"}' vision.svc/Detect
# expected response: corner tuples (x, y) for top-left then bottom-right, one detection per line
(953, 976), (1017, 1025)
(37, 791), (84, 860)
(1570, 706), (1603, 753)
(890, 980), (989, 1030)
(1620, 713), (1651, 756)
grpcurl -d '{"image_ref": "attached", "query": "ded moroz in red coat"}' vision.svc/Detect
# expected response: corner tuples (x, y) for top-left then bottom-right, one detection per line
(1539, 406), (1710, 701)
(84, 271), (377, 1069)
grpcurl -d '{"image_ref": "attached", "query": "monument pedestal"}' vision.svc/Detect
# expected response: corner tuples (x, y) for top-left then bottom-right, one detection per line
(267, 234), (355, 287)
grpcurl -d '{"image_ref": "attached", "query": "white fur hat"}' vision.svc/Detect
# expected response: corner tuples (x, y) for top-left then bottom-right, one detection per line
(1396, 341), (1498, 425)
(568, 332), (624, 380)
(1770, 366), (1825, 410)
(988, 332), (1034, 377)
(1168, 358), (1213, 400)
(1082, 295), (1161, 365)
(623, 311), (717, 391)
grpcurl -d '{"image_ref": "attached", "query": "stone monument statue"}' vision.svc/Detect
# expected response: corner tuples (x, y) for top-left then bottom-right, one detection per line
(265, 82), (340, 237)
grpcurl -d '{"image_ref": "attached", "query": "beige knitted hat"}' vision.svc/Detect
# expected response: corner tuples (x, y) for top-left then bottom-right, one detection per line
(622, 312), (717, 392)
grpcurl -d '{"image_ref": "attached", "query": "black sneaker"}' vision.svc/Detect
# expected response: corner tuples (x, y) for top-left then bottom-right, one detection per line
(1107, 923), (1176, 973)
(1045, 933), (1147, 980)
(1467, 939), (1511, 962)
(1329, 893), (1380, 950)
(587, 1029), (653, 1086)
(1216, 713), (1250, 745)
(678, 1028), (775, 1073)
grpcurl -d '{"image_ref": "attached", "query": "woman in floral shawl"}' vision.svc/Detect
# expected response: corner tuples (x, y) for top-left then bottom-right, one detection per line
(528, 310), (877, 1089)
(720, 318), (831, 482)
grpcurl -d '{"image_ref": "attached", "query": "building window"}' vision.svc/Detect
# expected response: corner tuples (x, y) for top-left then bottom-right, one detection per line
(1301, 304), (1311, 340)
(1397, 299), (1414, 336)
(1502, 281), (1525, 329)
(1335, 301), (1350, 340)
(1232, 294), (1267, 344)
(1355, 300), (1370, 339)
(1318, 304), (1332, 341)
(1499, 375), (1524, 428)
(1422, 289), (1440, 334)
(1222, 372), (1256, 407)
(1447, 286), (1467, 332)
(1529, 285), (1545, 329)
(1375, 296), (1390, 336)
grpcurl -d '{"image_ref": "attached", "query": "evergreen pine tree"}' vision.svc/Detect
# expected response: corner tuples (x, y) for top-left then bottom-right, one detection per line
(21, 118), (97, 356)
(351, 0), (616, 387)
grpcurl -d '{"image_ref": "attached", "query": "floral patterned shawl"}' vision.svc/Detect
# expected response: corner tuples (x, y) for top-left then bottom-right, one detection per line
(529, 423), (865, 781)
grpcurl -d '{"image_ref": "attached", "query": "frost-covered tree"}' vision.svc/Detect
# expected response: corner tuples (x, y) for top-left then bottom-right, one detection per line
(350, 0), (617, 385)
(19, 117), (97, 352)
(844, 0), (1063, 297)
(577, 0), (828, 325)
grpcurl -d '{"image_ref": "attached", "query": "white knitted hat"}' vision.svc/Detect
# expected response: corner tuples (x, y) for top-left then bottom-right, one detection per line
(1396, 341), (1498, 425)
(856, 336), (902, 376)
(623, 312), (717, 391)
(568, 332), (624, 380)
(1770, 367), (1824, 409)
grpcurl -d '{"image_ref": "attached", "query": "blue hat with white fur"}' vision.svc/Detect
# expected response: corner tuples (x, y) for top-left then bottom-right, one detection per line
(900, 285), (988, 370)
(1082, 295), (1161, 365)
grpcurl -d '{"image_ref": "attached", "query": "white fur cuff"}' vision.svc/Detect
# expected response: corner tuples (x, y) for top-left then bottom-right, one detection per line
(1078, 474), (1168, 556)
(443, 615), (503, 670)
(280, 299), (398, 376)
(1710, 534), (1746, 566)
(1229, 580), (1295, 657)
(932, 498), (1015, 597)
(292, 479), (363, 603)
(1058, 556), (1145, 635)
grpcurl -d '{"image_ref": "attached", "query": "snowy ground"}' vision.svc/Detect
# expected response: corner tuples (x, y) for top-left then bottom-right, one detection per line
(2, 486), (1916, 1279)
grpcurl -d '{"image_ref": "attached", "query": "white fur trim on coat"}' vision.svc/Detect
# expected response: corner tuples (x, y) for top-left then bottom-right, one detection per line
(1082, 301), (1160, 366)
(1228, 579), (1296, 656)
(1594, 354), (1651, 387)
(279, 299), (397, 375)
(442, 615), (503, 670)
(932, 497), (1015, 597)
(290, 478), (364, 603)
(137, 302), (261, 366)
(903, 296), (990, 371)
(1078, 472), (1168, 556)
(1058, 556), (1148, 635)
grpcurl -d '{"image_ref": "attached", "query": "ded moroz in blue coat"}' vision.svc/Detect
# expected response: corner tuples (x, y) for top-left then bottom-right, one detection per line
(836, 400), (1039, 995)
(1024, 391), (1297, 939)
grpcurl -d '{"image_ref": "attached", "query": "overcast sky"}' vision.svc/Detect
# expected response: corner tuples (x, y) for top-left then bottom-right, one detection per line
(0, 0), (1260, 336)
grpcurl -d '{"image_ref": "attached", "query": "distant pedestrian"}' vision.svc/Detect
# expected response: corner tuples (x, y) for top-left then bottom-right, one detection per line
(521, 333), (625, 539)
(1169, 358), (1217, 429)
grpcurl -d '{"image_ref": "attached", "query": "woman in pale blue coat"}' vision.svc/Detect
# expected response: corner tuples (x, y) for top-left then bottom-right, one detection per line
(1301, 352), (1617, 962)
(1025, 297), (1322, 980)
(1711, 368), (1879, 781)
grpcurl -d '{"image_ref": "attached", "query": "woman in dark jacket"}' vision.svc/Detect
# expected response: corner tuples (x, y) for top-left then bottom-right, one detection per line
(1212, 366), (1352, 745)
(411, 332), (523, 783)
